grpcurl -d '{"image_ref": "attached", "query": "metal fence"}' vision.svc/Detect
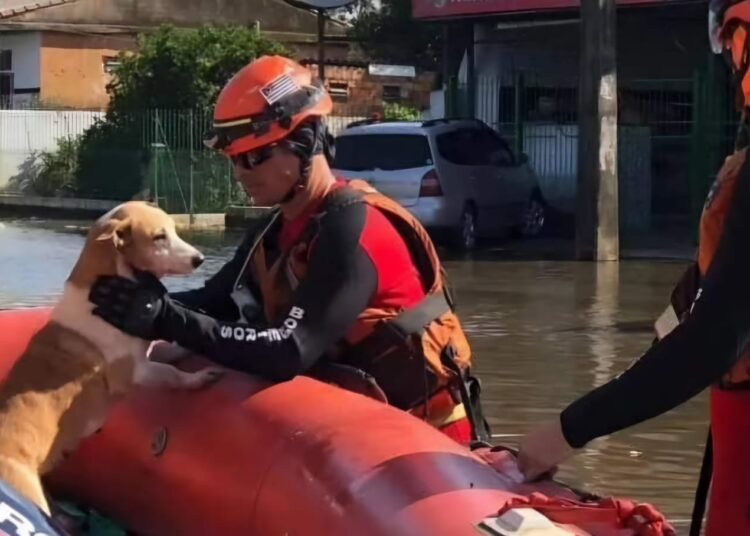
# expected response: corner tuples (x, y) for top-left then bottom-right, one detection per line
(450, 69), (736, 233)
(141, 109), (370, 213)
(0, 107), (371, 214)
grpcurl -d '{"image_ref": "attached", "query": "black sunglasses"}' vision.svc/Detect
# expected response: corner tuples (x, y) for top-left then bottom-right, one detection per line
(231, 144), (278, 171)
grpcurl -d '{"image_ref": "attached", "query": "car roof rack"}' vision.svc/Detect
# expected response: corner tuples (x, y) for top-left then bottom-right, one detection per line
(345, 118), (380, 129)
(344, 118), (423, 129)
(420, 117), (485, 128)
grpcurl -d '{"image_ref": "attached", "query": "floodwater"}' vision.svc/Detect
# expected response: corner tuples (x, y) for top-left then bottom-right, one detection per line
(0, 218), (702, 532)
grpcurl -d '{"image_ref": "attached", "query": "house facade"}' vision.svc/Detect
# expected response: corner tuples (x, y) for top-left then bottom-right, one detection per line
(302, 59), (437, 116)
(0, 30), (138, 109)
(0, 0), (350, 109)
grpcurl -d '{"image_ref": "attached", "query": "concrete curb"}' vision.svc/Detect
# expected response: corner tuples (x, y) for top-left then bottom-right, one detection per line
(0, 196), (273, 230)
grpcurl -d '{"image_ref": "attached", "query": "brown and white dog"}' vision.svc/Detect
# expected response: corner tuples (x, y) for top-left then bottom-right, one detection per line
(0, 201), (222, 514)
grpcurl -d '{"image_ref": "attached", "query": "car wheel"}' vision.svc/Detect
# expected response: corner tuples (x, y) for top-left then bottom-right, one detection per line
(452, 205), (477, 252)
(519, 192), (546, 237)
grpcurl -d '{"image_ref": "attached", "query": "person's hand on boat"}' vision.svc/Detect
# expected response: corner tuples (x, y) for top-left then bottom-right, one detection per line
(89, 271), (171, 340)
(517, 418), (576, 482)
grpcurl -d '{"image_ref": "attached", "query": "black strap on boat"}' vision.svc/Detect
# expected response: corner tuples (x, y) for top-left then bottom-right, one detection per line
(441, 346), (492, 445)
(689, 427), (713, 536)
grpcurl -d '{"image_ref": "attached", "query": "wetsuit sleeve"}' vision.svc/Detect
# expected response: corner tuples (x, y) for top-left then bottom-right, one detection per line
(155, 203), (378, 382)
(561, 160), (750, 449)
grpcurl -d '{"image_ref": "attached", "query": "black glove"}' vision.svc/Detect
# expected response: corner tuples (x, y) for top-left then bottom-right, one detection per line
(89, 271), (172, 340)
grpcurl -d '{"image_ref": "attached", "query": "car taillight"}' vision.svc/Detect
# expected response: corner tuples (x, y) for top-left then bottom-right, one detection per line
(419, 169), (443, 197)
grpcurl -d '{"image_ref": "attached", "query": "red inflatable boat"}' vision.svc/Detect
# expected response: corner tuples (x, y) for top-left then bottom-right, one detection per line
(0, 307), (675, 536)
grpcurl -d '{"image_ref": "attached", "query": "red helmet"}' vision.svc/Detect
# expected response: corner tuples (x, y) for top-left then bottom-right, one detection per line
(712, 1), (750, 51)
(710, 1), (750, 108)
(204, 55), (333, 156)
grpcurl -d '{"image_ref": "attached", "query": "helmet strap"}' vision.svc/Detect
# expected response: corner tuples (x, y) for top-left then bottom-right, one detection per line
(736, 108), (750, 150)
(729, 23), (750, 111)
(278, 118), (328, 204)
(279, 181), (305, 205)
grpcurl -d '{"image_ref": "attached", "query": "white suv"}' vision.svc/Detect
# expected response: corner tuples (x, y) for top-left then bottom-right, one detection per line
(332, 118), (545, 251)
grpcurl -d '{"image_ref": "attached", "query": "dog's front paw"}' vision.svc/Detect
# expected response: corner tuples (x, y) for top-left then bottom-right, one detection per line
(148, 341), (192, 364)
(182, 367), (225, 389)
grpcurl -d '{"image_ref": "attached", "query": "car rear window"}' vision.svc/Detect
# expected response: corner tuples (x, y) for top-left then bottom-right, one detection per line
(334, 134), (433, 171)
(436, 127), (515, 166)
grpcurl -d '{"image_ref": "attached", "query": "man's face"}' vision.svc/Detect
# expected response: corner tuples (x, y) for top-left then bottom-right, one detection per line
(231, 145), (301, 206)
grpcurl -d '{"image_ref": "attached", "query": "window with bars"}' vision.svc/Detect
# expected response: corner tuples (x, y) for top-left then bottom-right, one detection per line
(0, 50), (12, 108)
(0, 72), (14, 109)
(0, 50), (11, 71)
(328, 82), (349, 103)
(103, 55), (121, 74)
(382, 85), (401, 103)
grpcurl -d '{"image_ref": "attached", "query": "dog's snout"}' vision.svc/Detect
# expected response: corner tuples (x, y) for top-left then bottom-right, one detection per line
(192, 253), (205, 268)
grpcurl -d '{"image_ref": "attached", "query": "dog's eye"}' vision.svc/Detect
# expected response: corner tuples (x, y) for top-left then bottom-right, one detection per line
(153, 232), (168, 242)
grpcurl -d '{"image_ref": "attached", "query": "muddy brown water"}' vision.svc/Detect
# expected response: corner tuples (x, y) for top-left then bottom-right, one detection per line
(0, 219), (702, 532)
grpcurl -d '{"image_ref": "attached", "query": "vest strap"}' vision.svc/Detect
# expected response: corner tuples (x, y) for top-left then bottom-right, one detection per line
(387, 293), (452, 340)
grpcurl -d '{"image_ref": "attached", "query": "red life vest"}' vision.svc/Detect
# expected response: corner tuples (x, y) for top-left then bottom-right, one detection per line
(246, 180), (482, 434)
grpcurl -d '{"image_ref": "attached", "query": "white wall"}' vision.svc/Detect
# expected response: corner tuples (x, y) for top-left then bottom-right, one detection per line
(0, 31), (41, 91)
(0, 109), (104, 189)
(422, 90), (445, 120)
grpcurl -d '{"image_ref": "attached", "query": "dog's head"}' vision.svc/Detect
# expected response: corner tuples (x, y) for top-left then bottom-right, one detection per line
(89, 202), (204, 279)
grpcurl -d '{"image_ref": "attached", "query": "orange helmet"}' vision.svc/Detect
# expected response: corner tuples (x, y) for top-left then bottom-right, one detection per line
(204, 55), (333, 156)
(711, 1), (750, 107)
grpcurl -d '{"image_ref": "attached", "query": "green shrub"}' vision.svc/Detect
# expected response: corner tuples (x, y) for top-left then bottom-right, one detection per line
(383, 102), (422, 121)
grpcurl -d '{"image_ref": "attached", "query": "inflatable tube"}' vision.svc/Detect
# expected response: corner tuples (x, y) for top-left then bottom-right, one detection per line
(0, 307), (673, 536)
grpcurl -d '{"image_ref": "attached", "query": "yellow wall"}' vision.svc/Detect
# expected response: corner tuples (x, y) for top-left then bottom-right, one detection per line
(39, 32), (135, 110)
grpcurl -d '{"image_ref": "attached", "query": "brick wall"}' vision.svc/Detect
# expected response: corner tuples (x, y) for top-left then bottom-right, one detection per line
(304, 62), (436, 115)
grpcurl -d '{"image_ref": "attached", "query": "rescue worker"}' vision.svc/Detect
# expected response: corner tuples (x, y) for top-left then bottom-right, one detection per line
(518, 2), (750, 534)
(86, 55), (490, 446)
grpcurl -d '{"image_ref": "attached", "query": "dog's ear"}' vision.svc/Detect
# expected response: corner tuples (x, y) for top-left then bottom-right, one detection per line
(96, 217), (132, 249)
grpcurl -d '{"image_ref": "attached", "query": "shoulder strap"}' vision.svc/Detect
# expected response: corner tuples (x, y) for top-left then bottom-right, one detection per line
(289, 186), (365, 250)
(315, 181), (454, 312)
(363, 195), (442, 297)
(321, 183), (366, 212)
(232, 209), (281, 290)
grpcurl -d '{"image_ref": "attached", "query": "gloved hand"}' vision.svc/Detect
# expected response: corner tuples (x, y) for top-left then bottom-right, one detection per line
(89, 271), (172, 340)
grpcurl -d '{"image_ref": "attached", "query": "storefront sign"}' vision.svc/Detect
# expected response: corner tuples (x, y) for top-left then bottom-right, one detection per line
(413, 0), (678, 20)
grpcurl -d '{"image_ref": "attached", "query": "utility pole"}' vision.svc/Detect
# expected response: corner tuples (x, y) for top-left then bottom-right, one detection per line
(317, 9), (326, 82)
(282, 0), (353, 81)
(576, 0), (619, 261)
